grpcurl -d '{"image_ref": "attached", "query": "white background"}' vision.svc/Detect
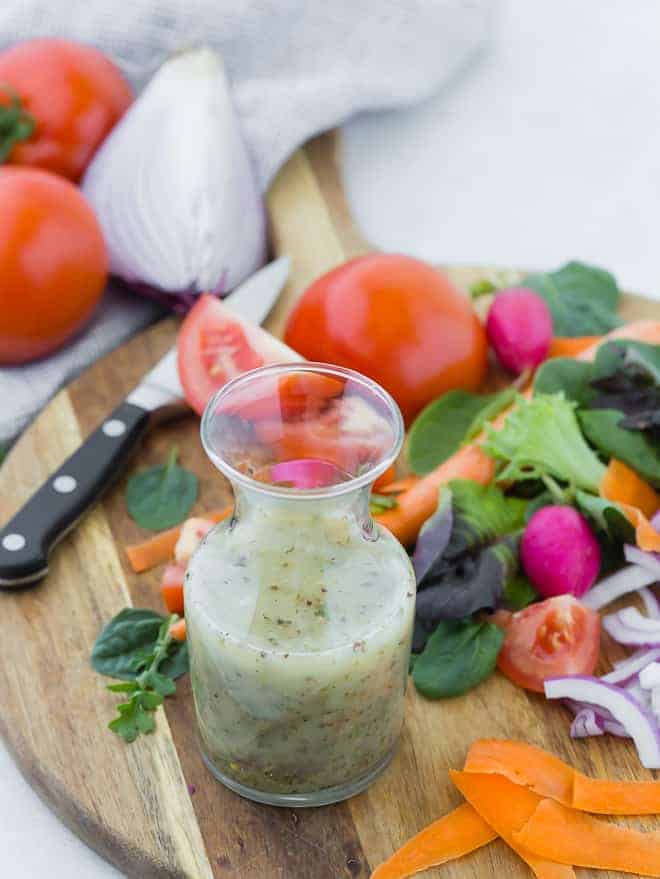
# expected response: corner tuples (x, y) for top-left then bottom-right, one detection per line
(3, 1), (660, 877)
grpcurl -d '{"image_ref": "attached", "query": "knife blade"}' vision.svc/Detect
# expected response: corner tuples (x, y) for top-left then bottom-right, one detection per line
(0, 257), (290, 588)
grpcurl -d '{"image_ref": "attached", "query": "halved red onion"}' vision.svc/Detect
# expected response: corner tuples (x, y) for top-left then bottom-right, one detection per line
(270, 459), (347, 489)
(625, 544), (660, 579)
(582, 564), (657, 610)
(545, 676), (660, 768)
(602, 647), (660, 685)
(639, 662), (660, 690)
(653, 510), (660, 531)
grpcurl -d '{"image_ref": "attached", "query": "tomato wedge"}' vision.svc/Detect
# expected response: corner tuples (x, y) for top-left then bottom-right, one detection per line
(177, 294), (302, 415)
(495, 596), (601, 692)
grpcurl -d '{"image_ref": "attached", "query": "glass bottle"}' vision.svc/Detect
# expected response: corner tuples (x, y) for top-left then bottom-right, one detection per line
(185, 363), (415, 807)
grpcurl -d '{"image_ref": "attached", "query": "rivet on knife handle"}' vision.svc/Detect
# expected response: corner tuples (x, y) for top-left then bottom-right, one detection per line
(0, 402), (151, 588)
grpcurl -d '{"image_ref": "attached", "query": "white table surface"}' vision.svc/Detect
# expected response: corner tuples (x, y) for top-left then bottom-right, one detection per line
(4, 1), (660, 876)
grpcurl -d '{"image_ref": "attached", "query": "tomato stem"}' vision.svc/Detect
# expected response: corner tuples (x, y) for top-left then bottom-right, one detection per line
(0, 85), (35, 162)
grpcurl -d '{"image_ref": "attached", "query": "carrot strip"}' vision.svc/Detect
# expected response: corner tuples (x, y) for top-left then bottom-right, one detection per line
(464, 740), (574, 807)
(377, 319), (660, 547)
(125, 506), (233, 572)
(548, 336), (602, 358)
(449, 771), (575, 879)
(169, 618), (187, 641)
(370, 803), (495, 879)
(373, 464), (398, 492)
(601, 459), (659, 519)
(465, 738), (660, 815)
(600, 458), (660, 551)
(375, 445), (495, 546)
(513, 798), (660, 876)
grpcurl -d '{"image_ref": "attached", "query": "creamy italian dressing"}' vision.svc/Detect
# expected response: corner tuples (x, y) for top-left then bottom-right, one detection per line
(185, 490), (415, 801)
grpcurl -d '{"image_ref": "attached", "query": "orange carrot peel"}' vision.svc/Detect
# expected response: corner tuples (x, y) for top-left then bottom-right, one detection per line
(370, 802), (495, 879)
(548, 336), (602, 358)
(465, 738), (660, 815)
(371, 735), (660, 879)
(513, 798), (660, 876)
(600, 458), (660, 552)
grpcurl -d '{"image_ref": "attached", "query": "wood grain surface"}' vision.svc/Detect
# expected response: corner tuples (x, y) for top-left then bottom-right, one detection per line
(0, 130), (658, 879)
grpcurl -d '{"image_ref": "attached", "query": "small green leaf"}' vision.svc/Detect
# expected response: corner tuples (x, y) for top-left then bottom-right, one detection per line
(579, 409), (660, 487)
(413, 619), (503, 699)
(503, 574), (538, 611)
(522, 261), (621, 337)
(126, 447), (198, 531)
(106, 681), (139, 693)
(407, 391), (488, 475)
(369, 492), (398, 514)
(534, 358), (595, 406)
(469, 279), (497, 299)
(464, 386), (517, 441)
(138, 669), (176, 697)
(108, 699), (156, 743)
(575, 490), (635, 543)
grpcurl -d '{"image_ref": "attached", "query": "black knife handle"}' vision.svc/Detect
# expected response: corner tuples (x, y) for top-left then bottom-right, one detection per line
(0, 402), (151, 588)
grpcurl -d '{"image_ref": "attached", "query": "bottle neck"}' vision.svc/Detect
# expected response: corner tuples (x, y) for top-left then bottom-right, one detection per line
(231, 481), (373, 529)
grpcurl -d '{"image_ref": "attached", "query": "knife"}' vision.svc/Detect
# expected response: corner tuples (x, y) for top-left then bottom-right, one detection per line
(0, 257), (290, 588)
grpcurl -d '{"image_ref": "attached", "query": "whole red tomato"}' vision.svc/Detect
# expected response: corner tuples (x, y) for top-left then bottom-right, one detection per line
(284, 254), (488, 423)
(0, 167), (108, 364)
(0, 38), (132, 181)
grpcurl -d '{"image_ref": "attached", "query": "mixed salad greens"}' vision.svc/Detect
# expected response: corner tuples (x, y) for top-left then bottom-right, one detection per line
(405, 261), (660, 764)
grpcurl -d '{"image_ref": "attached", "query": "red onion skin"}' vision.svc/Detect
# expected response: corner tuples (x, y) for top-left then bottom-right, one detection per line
(521, 505), (601, 599)
(486, 287), (553, 374)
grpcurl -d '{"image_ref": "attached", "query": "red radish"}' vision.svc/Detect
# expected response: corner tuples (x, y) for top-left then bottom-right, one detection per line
(521, 505), (601, 599)
(486, 287), (553, 374)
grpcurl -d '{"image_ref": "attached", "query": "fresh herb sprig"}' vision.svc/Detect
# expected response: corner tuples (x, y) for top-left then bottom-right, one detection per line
(92, 608), (189, 743)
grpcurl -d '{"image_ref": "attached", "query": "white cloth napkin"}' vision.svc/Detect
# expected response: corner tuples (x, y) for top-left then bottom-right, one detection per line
(0, 0), (493, 445)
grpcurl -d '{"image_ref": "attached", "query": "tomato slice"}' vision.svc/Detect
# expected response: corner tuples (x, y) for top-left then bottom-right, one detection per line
(177, 294), (302, 415)
(495, 596), (601, 693)
(222, 370), (346, 422)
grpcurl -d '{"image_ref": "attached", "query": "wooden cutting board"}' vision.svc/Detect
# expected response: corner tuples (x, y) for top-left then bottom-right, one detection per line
(0, 131), (658, 879)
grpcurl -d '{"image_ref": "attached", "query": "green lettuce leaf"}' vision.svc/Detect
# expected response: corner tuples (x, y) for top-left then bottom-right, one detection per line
(579, 409), (660, 487)
(483, 393), (606, 493)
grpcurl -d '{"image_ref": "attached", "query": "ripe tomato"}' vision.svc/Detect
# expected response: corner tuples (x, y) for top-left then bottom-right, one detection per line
(0, 38), (132, 181)
(177, 294), (301, 415)
(284, 254), (488, 423)
(496, 596), (601, 693)
(0, 167), (108, 365)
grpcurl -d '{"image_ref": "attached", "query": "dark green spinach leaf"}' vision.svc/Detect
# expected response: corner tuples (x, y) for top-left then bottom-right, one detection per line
(407, 391), (489, 475)
(126, 447), (198, 531)
(579, 409), (660, 487)
(533, 358), (595, 406)
(502, 574), (538, 611)
(91, 608), (189, 682)
(412, 619), (503, 698)
(522, 261), (621, 336)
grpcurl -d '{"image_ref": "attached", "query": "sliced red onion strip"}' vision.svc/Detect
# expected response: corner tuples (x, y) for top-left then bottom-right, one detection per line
(652, 510), (660, 531)
(602, 719), (631, 737)
(545, 675), (660, 768)
(652, 687), (660, 719)
(640, 587), (660, 619)
(582, 565), (657, 610)
(625, 543), (660, 579)
(602, 615), (660, 646)
(639, 662), (660, 690)
(618, 606), (660, 632)
(601, 647), (660, 685)
(570, 708), (603, 738)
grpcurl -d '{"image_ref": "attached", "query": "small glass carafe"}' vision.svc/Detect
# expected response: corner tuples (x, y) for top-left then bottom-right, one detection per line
(185, 363), (415, 806)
